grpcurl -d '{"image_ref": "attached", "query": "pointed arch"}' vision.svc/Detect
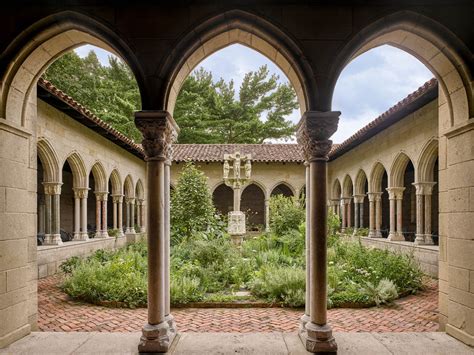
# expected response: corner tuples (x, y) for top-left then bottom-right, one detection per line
(329, 10), (472, 125)
(332, 179), (342, 199)
(90, 161), (107, 192)
(109, 169), (122, 195)
(417, 138), (439, 182)
(162, 9), (315, 114)
(390, 152), (414, 187)
(63, 152), (87, 188)
(124, 175), (135, 198)
(354, 169), (368, 195)
(241, 182), (266, 230)
(369, 162), (387, 193)
(1, 11), (146, 126)
(37, 138), (60, 182)
(270, 182), (296, 197)
(342, 174), (354, 197)
(243, 180), (269, 199)
(136, 179), (145, 200)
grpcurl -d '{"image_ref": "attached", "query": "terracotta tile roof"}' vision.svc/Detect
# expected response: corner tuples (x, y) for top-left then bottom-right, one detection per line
(37, 78), (145, 159)
(328, 78), (438, 161)
(173, 144), (305, 163)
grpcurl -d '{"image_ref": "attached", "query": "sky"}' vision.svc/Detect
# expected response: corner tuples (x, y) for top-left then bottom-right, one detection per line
(75, 44), (433, 143)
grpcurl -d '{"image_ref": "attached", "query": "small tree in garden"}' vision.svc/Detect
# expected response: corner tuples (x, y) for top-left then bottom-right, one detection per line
(269, 194), (305, 236)
(171, 163), (218, 244)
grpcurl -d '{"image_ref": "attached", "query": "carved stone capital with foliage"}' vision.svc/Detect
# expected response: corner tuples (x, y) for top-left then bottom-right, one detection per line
(135, 111), (180, 161)
(296, 111), (340, 162)
(43, 182), (62, 195)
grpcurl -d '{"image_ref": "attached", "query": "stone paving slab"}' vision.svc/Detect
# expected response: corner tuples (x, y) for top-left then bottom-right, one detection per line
(38, 275), (439, 333)
(1, 332), (472, 355)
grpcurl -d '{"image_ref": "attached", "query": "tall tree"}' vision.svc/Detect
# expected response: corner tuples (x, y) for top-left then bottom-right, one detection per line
(174, 66), (298, 143)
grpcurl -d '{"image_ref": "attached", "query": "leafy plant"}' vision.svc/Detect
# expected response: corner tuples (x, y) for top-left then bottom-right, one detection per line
(269, 194), (305, 236)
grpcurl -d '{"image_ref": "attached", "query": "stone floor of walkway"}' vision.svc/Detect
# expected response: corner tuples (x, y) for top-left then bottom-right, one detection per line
(38, 275), (438, 333)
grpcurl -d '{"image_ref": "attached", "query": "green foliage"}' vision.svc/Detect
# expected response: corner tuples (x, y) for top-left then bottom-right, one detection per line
(269, 194), (305, 236)
(170, 163), (223, 244)
(361, 278), (399, 306)
(174, 66), (298, 143)
(43, 51), (142, 141)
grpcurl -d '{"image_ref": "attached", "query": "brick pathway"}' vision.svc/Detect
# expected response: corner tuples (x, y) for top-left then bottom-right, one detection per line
(38, 275), (438, 333)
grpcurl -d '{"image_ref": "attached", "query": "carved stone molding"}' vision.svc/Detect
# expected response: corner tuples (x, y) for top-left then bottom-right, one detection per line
(43, 182), (62, 195)
(95, 191), (108, 201)
(125, 197), (136, 205)
(73, 187), (89, 199)
(135, 111), (180, 161)
(112, 194), (124, 203)
(413, 182), (437, 195)
(296, 111), (340, 161)
(367, 192), (382, 202)
(386, 187), (405, 199)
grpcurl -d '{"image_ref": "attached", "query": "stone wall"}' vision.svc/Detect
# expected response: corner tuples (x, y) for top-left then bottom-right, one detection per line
(360, 237), (438, 278)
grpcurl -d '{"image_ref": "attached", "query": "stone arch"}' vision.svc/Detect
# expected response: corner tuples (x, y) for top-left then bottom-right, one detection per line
(37, 138), (60, 182)
(124, 175), (135, 198)
(0, 11), (146, 126)
(161, 9), (316, 114)
(332, 179), (342, 199)
(270, 182), (295, 197)
(330, 10), (473, 127)
(342, 174), (353, 197)
(417, 138), (439, 182)
(136, 179), (145, 200)
(354, 169), (368, 196)
(212, 183), (234, 216)
(109, 169), (122, 196)
(369, 162), (387, 193)
(62, 152), (87, 188)
(390, 152), (414, 187)
(241, 183), (266, 230)
(244, 180), (269, 199)
(89, 161), (107, 192)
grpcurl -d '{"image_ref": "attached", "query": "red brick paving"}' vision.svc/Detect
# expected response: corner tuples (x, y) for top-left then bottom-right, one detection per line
(38, 275), (438, 333)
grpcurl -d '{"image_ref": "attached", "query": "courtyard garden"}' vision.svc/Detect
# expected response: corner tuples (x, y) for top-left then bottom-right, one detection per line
(60, 164), (425, 309)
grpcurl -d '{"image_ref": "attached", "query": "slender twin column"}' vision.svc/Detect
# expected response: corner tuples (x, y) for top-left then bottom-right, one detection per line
(341, 197), (352, 231)
(330, 199), (340, 216)
(94, 192), (109, 238)
(367, 192), (383, 238)
(136, 199), (146, 232)
(297, 111), (339, 353)
(300, 162), (311, 332)
(353, 195), (365, 231)
(72, 188), (89, 241)
(413, 182), (436, 245)
(387, 187), (405, 241)
(42, 182), (63, 245)
(111, 194), (125, 236)
(135, 110), (179, 352)
(125, 197), (136, 234)
(264, 198), (270, 232)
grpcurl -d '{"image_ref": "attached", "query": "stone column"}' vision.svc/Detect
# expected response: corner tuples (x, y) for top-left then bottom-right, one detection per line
(359, 199), (364, 228)
(125, 198), (131, 233)
(396, 188), (405, 240)
(299, 162), (311, 334)
(424, 184), (435, 245)
(347, 198), (352, 228)
(353, 197), (360, 230)
(43, 183), (62, 245)
(353, 195), (365, 231)
(43, 190), (52, 239)
(387, 188), (397, 240)
(130, 198), (136, 233)
(72, 188), (84, 240)
(80, 189), (89, 240)
(264, 198), (270, 232)
(374, 192), (383, 238)
(367, 193), (376, 237)
(296, 111), (339, 353)
(413, 183), (425, 244)
(112, 195), (118, 230)
(95, 192), (102, 238)
(233, 186), (241, 212)
(340, 199), (346, 232)
(117, 195), (124, 236)
(101, 193), (108, 237)
(38, 195), (45, 235)
(135, 110), (178, 352)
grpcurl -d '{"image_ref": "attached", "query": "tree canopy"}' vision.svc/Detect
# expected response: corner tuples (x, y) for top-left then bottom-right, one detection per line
(43, 49), (299, 144)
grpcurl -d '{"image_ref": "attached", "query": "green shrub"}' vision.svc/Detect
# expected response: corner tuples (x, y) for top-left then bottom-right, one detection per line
(269, 194), (305, 236)
(361, 278), (398, 306)
(170, 275), (204, 303)
(171, 163), (221, 244)
(250, 265), (305, 307)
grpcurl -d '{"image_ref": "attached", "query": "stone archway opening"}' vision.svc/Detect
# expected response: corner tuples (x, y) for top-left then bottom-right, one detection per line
(241, 183), (266, 232)
(270, 183), (295, 198)
(212, 183), (234, 217)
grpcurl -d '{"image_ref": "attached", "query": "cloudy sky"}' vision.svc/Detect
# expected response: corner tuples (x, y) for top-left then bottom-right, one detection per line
(76, 44), (433, 143)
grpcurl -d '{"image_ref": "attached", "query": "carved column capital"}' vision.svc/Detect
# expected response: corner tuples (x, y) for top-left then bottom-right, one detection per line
(367, 192), (383, 202)
(296, 111), (340, 162)
(73, 187), (89, 199)
(413, 182), (436, 195)
(135, 111), (180, 161)
(125, 197), (136, 205)
(43, 182), (62, 195)
(353, 194), (365, 204)
(112, 194), (124, 203)
(95, 191), (108, 201)
(386, 187), (405, 199)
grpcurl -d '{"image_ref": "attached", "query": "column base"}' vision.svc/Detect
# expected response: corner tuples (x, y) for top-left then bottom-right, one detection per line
(368, 230), (376, 238)
(414, 234), (425, 245)
(299, 313), (311, 335)
(138, 321), (176, 353)
(165, 314), (177, 336)
(230, 234), (244, 246)
(300, 322), (337, 353)
(44, 234), (63, 245)
(424, 234), (434, 245)
(387, 232), (404, 241)
(375, 230), (383, 238)
(73, 233), (89, 241)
